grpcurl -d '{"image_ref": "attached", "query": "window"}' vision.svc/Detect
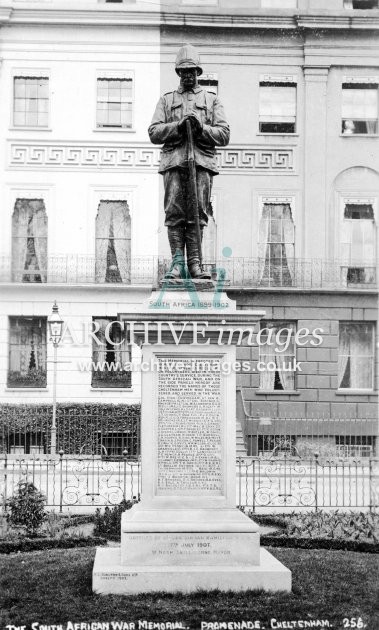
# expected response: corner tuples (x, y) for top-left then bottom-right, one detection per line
(344, 1), (378, 8)
(96, 78), (133, 128)
(99, 431), (138, 459)
(199, 74), (218, 96)
(91, 317), (131, 388)
(258, 435), (297, 458)
(259, 81), (296, 133)
(338, 323), (374, 390)
(341, 202), (376, 285)
(95, 200), (131, 283)
(8, 432), (46, 456)
(342, 83), (378, 134)
(11, 199), (48, 283)
(259, 321), (296, 391)
(335, 436), (375, 458)
(8, 317), (47, 388)
(13, 77), (49, 127)
(258, 201), (295, 287)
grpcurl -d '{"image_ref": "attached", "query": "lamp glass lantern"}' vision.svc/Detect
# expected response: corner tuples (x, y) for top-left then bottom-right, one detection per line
(48, 301), (64, 346)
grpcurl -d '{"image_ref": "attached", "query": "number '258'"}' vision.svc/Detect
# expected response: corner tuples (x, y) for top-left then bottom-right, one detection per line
(343, 618), (365, 628)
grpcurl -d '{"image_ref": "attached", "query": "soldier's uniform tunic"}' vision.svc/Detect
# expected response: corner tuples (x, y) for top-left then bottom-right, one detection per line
(148, 85), (230, 227)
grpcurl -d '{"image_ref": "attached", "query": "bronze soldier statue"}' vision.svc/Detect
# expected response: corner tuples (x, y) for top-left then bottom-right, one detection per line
(148, 44), (230, 280)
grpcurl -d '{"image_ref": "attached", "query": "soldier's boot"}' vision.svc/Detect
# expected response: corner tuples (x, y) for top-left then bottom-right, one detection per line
(185, 224), (211, 280)
(166, 226), (186, 279)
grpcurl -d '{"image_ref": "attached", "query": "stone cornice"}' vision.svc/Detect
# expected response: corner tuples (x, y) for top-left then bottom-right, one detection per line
(0, 5), (378, 31)
(0, 6), (12, 23)
(296, 14), (379, 30)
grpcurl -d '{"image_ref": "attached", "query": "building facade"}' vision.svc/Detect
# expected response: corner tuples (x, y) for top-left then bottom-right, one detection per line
(0, 0), (377, 458)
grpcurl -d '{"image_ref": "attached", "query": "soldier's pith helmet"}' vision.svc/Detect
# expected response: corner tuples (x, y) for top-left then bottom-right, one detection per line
(175, 44), (203, 76)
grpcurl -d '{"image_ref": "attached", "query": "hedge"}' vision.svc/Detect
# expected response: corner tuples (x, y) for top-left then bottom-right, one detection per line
(0, 536), (107, 555)
(0, 403), (141, 455)
(260, 535), (379, 554)
(0, 402), (141, 425)
(1, 533), (376, 555)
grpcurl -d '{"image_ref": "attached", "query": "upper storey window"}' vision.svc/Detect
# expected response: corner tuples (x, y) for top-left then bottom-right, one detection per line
(344, 1), (378, 8)
(96, 77), (133, 129)
(341, 201), (376, 285)
(95, 200), (131, 283)
(342, 81), (378, 135)
(13, 77), (49, 127)
(259, 79), (297, 134)
(12, 199), (48, 283)
(258, 200), (295, 287)
(198, 74), (218, 96)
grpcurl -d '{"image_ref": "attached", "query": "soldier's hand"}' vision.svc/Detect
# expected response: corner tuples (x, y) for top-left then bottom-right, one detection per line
(188, 113), (203, 135)
(178, 115), (190, 134)
(178, 113), (202, 136)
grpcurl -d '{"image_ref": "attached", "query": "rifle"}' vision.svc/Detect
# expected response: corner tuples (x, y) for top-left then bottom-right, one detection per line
(186, 119), (203, 270)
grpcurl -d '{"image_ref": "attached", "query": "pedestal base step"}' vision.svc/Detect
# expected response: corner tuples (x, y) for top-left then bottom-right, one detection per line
(93, 547), (291, 594)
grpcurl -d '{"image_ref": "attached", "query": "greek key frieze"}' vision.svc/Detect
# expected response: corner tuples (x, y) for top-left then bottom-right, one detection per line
(8, 142), (294, 173)
(216, 148), (293, 171)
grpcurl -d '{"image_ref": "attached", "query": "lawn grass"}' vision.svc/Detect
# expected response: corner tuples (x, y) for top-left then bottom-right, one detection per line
(0, 547), (378, 630)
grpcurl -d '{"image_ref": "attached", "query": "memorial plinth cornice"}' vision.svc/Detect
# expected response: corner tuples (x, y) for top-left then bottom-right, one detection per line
(0, 6), (378, 31)
(118, 310), (266, 346)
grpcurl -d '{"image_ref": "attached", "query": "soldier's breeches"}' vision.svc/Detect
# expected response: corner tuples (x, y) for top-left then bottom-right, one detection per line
(163, 167), (213, 227)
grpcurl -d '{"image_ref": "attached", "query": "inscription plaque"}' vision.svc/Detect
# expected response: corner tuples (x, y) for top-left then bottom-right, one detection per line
(122, 533), (260, 566)
(157, 356), (222, 494)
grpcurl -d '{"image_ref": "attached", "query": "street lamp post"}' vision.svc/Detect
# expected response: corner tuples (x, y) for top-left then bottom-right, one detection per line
(48, 301), (64, 455)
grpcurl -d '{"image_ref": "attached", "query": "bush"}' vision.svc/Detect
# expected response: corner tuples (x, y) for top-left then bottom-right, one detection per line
(6, 481), (47, 536)
(61, 514), (95, 528)
(93, 499), (137, 540)
(285, 510), (379, 542)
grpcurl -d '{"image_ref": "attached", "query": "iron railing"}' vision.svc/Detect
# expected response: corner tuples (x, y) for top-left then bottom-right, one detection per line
(0, 255), (376, 289)
(0, 454), (141, 513)
(236, 455), (378, 512)
(0, 409), (377, 511)
(0, 453), (377, 513)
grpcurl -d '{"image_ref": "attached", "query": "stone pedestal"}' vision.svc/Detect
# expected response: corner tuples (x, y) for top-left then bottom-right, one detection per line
(93, 291), (291, 594)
